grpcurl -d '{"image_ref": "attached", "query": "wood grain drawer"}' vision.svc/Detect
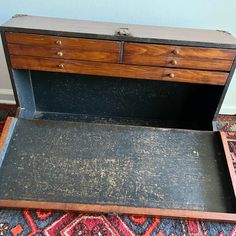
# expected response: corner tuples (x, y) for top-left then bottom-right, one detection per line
(10, 55), (228, 85)
(124, 42), (236, 71)
(7, 43), (120, 63)
(6, 32), (121, 63)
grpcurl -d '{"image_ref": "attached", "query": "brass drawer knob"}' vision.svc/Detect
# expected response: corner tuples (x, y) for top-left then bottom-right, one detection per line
(55, 40), (62, 46)
(172, 49), (180, 55)
(170, 59), (177, 65)
(58, 64), (64, 69)
(57, 51), (63, 57)
(169, 73), (175, 78)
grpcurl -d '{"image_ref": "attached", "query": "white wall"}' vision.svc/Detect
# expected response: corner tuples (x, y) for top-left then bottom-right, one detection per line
(0, 0), (235, 113)
(0, 36), (14, 104)
(220, 73), (236, 115)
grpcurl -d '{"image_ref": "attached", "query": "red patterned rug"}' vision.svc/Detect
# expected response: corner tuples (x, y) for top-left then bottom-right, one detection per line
(0, 106), (236, 235)
(216, 115), (236, 132)
(1, 210), (236, 236)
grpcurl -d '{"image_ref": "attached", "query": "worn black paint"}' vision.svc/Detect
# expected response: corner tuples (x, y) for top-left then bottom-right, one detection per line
(0, 119), (235, 213)
(12, 70), (36, 119)
(31, 71), (223, 130)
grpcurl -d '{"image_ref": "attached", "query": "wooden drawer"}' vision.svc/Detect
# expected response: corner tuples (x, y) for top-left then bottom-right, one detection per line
(124, 42), (236, 71)
(7, 43), (120, 63)
(6, 32), (121, 63)
(9, 55), (228, 85)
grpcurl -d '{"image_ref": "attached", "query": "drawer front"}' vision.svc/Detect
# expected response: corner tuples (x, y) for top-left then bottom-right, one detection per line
(7, 43), (120, 63)
(6, 32), (121, 63)
(9, 55), (228, 85)
(123, 55), (233, 71)
(124, 42), (236, 70)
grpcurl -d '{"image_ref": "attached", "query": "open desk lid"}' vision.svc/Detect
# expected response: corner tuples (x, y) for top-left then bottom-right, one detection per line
(0, 117), (235, 222)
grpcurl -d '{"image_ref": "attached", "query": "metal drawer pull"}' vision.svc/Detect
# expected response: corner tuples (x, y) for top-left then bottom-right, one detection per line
(55, 40), (62, 45)
(58, 64), (64, 69)
(57, 51), (63, 57)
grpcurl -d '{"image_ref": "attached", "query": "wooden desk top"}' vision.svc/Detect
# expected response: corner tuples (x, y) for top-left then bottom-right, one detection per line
(2, 15), (236, 48)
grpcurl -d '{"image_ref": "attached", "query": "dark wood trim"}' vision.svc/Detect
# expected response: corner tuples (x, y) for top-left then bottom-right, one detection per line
(220, 131), (236, 196)
(0, 199), (235, 222)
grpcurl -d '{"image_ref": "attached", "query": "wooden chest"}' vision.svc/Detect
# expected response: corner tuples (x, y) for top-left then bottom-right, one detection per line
(0, 15), (236, 222)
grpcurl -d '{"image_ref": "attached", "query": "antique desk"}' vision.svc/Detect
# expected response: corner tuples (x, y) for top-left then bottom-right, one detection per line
(0, 15), (236, 222)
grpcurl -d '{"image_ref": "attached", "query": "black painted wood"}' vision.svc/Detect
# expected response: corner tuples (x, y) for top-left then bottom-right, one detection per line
(0, 118), (235, 213)
(31, 71), (223, 130)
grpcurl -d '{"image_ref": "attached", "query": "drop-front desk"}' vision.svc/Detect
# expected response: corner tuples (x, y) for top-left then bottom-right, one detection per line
(0, 15), (236, 222)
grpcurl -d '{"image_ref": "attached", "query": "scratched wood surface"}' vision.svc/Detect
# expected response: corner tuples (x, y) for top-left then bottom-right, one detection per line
(0, 118), (235, 213)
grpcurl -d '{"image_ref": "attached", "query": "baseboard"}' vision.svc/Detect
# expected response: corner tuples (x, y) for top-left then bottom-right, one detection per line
(220, 106), (236, 115)
(0, 89), (15, 104)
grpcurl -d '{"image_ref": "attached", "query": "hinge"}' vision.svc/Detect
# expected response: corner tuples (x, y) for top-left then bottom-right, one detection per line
(216, 29), (232, 36)
(12, 14), (28, 18)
